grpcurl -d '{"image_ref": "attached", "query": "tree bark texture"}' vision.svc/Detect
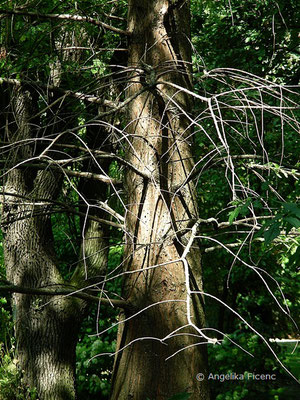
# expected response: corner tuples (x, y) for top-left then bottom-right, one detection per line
(1, 87), (79, 399)
(110, 1), (210, 399)
(1, 86), (108, 399)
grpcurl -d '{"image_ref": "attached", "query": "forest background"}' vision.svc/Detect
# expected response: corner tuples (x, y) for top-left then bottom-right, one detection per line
(0, 0), (299, 399)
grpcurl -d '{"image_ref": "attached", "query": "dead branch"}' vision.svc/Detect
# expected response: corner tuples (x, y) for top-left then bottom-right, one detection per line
(0, 77), (119, 109)
(13, 161), (122, 185)
(0, 192), (124, 229)
(0, 282), (130, 309)
(0, 9), (130, 35)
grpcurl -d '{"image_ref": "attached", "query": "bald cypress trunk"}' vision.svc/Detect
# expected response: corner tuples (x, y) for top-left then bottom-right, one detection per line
(110, 1), (210, 399)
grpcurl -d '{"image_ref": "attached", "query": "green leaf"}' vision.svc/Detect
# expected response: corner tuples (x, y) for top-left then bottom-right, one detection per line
(240, 204), (249, 217)
(264, 222), (280, 245)
(228, 208), (240, 224)
(283, 203), (300, 218)
(288, 246), (300, 267)
(284, 216), (300, 229)
(253, 200), (263, 209)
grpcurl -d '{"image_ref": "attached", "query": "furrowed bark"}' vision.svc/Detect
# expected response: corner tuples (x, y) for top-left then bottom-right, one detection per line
(1, 86), (81, 399)
(1, 85), (109, 399)
(110, 1), (210, 399)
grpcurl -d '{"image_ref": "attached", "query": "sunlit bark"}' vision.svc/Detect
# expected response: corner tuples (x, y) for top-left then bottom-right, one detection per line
(110, 1), (210, 399)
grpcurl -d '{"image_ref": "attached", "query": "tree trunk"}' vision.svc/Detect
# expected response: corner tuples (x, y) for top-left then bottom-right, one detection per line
(1, 87), (79, 399)
(110, 1), (210, 399)
(1, 86), (109, 399)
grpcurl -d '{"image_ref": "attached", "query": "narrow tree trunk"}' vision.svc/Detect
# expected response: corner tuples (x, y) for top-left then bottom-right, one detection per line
(110, 1), (210, 399)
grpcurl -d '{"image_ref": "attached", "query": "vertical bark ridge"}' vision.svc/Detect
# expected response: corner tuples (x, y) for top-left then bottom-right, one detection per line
(110, 1), (210, 399)
(2, 86), (110, 399)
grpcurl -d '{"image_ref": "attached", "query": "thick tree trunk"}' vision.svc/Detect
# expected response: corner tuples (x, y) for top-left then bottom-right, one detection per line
(1, 87), (108, 399)
(4, 202), (81, 400)
(1, 87), (80, 399)
(110, 1), (210, 399)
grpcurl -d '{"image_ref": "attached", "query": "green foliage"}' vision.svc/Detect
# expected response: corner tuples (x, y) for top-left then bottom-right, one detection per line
(259, 202), (300, 245)
(76, 309), (118, 400)
(75, 243), (123, 399)
(51, 212), (80, 279)
(191, 0), (300, 83)
(0, 298), (12, 347)
(228, 198), (261, 224)
(208, 332), (300, 400)
(192, 5), (299, 397)
(0, 1), (299, 399)
(91, 59), (109, 76)
(0, 0), (126, 90)
(0, 352), (38, 400)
